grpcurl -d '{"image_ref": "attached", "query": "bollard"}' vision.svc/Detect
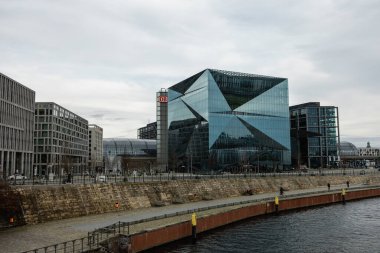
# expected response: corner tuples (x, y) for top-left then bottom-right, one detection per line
(274, 196), (279, 213)
(341, 188), (346, 204)
(191, 212), (197, 243)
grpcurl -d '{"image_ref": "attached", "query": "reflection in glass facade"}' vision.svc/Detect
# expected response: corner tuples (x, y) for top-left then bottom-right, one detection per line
(103, 138), (156, 158)
(103, 138), (156, 171)
(290, 102), (340, 168)
(168, 69), (291, 172)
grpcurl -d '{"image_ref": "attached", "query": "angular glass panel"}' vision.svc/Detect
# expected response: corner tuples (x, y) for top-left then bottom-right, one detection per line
(234, 80), (289, 118)
(208, 71), (231, 113)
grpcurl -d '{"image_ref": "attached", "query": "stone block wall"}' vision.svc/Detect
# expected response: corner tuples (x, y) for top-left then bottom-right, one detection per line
(11, 175), (380, 225)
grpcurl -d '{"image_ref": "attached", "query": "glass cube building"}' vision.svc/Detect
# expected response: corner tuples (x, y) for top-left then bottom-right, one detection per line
(168, 69), (291, 172)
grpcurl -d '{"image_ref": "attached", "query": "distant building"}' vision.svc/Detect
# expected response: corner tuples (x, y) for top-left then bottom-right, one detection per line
(137, 122), (157, 139)
(34, 102), (89, 176)
(339, 141), (359, 158)
(168, 69), (291, 172)
(88, 124), (103, 172)
(103, 138), (156, 173)
(156, 88), (168, 171)
(0, 73), (35, 179)
(358, 142), (379, 157)
(290, 102), (340, 168)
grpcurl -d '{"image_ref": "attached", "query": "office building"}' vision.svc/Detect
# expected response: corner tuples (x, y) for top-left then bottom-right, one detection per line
(137, 122), (157, 139)
(156, 88), (168, 171)
(0, 73), (35, 179)
(88, 124), (103, 172)
(290, 102), (340, 168)
(168, 69), (291, 172)
(34, 102), (88, 176)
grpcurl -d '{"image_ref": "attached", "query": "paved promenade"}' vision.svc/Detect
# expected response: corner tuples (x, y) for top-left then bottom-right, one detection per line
(0, 183), (375, 253)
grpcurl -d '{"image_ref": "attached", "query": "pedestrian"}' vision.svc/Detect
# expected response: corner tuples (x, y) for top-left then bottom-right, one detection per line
(346, 181), (350, 188)
(327, 183), (330, 191)
(280, 186), (284, 196)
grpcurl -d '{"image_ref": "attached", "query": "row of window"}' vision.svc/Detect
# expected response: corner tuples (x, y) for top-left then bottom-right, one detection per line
(0, 125), (34, 151)
(0, 74), (35, 109)
(0, 100), (34, 129)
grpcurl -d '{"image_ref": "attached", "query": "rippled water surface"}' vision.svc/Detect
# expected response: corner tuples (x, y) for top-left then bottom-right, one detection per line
(153, 198), (380, 253)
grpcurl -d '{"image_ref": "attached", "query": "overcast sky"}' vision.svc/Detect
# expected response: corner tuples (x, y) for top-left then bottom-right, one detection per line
(1, 0), (379, 146)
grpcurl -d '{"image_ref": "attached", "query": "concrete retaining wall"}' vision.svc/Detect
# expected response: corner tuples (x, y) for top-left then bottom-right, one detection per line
(130, 188), (380, 252)
(11, 175), (380, 224)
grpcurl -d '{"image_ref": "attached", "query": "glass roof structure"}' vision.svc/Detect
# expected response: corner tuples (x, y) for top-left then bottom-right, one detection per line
(103, 138), (156, 158)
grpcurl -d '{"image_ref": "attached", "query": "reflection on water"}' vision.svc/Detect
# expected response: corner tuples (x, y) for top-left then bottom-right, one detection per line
(152, 198), (380, 253)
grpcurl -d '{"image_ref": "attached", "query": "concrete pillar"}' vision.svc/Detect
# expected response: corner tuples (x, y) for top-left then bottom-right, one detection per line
(0, 150), (3, 179)
(6, 151), (10, 177)
(21, 152), (25, 175)
(12, 151), (16, 175)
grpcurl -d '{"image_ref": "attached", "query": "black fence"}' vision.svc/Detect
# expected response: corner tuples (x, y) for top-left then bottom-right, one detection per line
(7, 168), (380, 186)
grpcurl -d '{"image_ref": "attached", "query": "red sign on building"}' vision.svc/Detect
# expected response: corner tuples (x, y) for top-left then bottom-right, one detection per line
(158, 96), (168, 103)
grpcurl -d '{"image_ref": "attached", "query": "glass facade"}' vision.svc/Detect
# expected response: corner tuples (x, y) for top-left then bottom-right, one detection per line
(290, 102), (340, 168)
(168, 69), (291, 172)
(103, 138), (156, 158)
(103, 138), (156, 173)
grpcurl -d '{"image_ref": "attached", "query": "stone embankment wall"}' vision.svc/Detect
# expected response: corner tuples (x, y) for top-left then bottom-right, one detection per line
(0, 181), (25, 227)
(12, 175), (380, 225)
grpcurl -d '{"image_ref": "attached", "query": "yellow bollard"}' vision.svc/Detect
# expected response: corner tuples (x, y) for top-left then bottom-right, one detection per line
(191, 213), (197, 226)
(274, 196), (279, 213)
(341, 188), (346, 204)
(191, 212), (197, 243)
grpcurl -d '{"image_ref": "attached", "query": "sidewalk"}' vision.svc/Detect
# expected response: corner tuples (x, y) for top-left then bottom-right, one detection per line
(0, 183), (372, 253)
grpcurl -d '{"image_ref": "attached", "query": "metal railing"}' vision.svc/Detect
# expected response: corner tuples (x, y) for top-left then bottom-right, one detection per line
(22, 236), (93, 253)
(9, 168), (380, 186)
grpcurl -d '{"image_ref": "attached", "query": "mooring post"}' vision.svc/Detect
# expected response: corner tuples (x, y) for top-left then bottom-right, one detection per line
(342, 188), (346, 204)
(275, 196), (279, 213)
(191, 212), (197, 243)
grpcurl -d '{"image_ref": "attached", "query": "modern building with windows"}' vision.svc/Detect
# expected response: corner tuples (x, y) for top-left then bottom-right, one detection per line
(0, 73), (35, 179)
(290, 102), (340, 168)
(34, 102), (89, 176)
(168, 69), (291, 172)
(137, 122), (157, 139)
(88, 124), (103, 172)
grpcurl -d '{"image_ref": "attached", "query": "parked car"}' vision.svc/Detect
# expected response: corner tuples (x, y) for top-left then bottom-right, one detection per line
(96, 175), (107, 182)
(8, 174), (27, 180)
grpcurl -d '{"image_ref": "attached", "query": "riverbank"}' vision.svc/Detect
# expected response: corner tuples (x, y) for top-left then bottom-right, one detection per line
(2, 183), (380, 253)
(130, 185), (380, 253)
(8, 174), (380, 225)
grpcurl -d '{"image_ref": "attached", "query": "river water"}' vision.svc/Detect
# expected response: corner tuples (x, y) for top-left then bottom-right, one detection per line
(153, 198), (380, 253)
